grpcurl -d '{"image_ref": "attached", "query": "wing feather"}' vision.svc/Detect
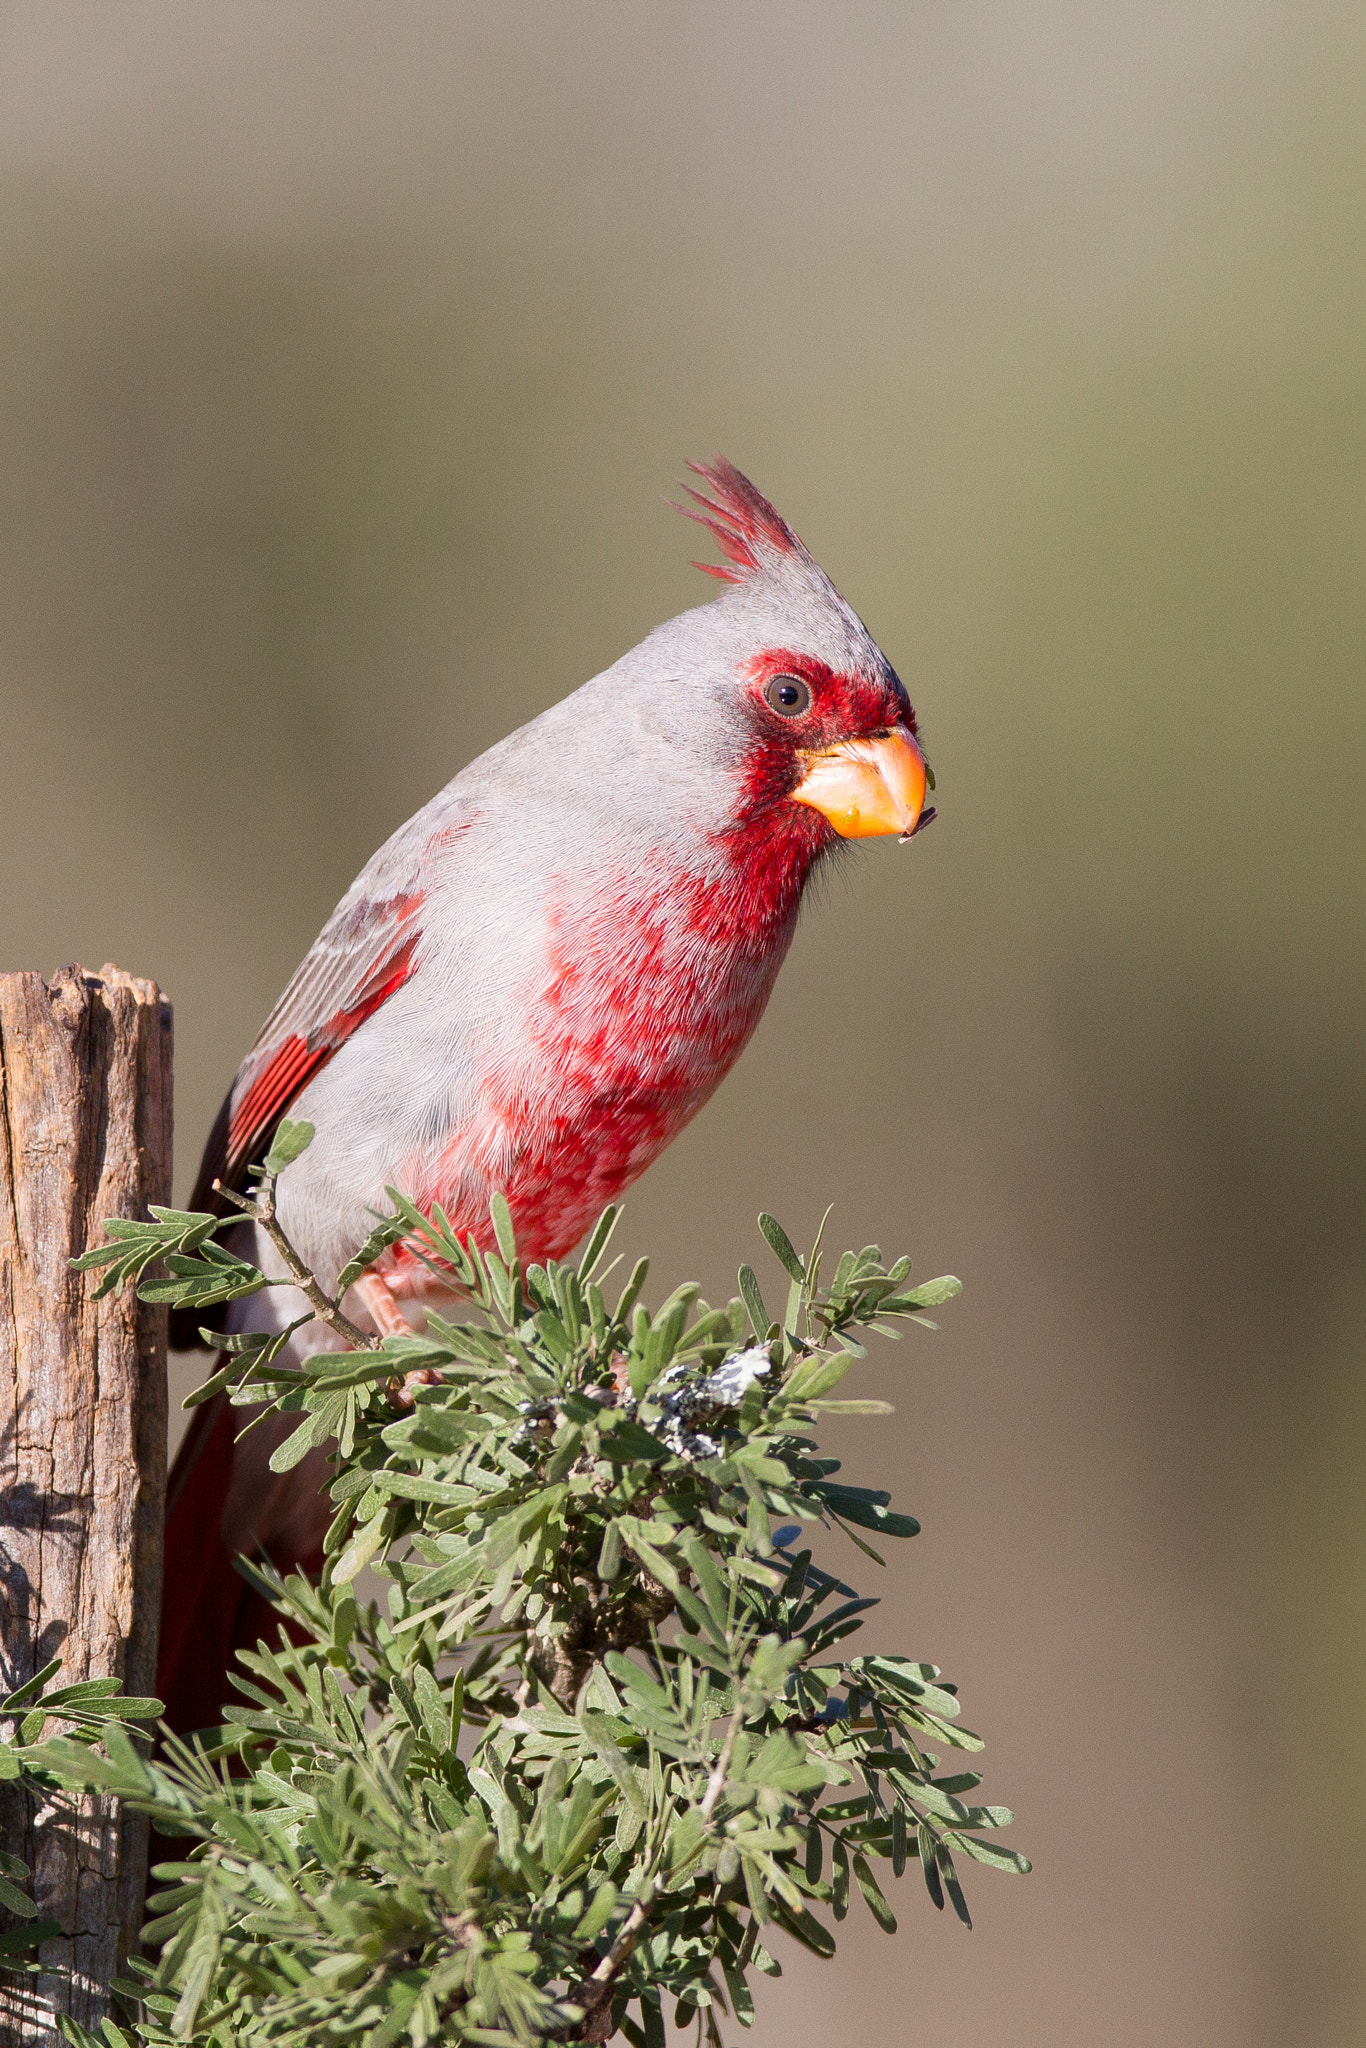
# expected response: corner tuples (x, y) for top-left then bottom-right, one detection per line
(188, 876), (425, 1212)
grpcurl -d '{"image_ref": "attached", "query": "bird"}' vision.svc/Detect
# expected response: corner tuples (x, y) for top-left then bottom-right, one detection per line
(157, 457), (931, 1736)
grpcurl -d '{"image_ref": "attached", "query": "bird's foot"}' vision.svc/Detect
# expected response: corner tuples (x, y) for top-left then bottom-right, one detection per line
(352, 1270), (442, 1407)
(387, 1368), (443, 1410)
(353, 1270), (413, 1338)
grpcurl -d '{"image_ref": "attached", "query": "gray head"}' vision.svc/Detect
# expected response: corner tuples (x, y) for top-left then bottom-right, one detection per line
(551, 457), (932, 860)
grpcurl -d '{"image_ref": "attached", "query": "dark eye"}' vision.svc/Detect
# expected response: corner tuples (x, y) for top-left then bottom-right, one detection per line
(764, 674), (812, 718)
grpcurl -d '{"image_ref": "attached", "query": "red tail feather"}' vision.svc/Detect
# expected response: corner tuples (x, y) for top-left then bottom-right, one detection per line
(157, 1394), (327, 1738)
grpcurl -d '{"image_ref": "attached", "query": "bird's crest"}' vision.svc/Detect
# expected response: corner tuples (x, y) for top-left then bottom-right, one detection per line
(675, 457), (814, 584)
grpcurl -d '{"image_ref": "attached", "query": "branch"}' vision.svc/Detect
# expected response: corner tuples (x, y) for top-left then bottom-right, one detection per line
(699, 1705), (743, 1824)
(572, 1881), (658, 2017)
(214, 1176), (375, 1352)
(565, 1705), (743, 2036)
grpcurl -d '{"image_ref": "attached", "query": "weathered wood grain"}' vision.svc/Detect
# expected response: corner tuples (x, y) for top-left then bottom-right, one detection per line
(0, 966), (172, 2046)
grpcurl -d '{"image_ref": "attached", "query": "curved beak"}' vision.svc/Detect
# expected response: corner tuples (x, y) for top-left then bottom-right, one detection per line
(790, 725), (929, 841)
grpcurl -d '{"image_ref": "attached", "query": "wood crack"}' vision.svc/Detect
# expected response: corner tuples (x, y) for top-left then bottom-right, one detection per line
(0, 965), (171, 2046)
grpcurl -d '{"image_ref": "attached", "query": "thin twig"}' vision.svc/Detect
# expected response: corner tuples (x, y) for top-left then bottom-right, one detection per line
(566, 1702), (744, 2035)
(574, 1883), (658, 2006)
(214, 1176), (376, 1351)
(699, 1705), (743, 1824)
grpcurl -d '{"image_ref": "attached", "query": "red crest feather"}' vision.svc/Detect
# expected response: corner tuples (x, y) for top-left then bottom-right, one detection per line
(675, 456), (807, 583)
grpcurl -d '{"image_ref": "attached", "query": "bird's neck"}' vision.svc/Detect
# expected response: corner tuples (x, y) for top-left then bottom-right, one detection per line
(702, 789), (834, 950)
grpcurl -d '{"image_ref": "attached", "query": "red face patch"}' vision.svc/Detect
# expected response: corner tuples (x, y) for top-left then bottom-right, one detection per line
(721, 648), (917, 857)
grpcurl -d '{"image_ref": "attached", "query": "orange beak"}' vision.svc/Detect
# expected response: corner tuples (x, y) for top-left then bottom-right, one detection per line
(790, 726), (929, 840)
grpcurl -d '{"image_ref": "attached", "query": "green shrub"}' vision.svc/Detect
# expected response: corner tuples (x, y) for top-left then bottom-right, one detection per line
(5, 1124), (1027, 2045)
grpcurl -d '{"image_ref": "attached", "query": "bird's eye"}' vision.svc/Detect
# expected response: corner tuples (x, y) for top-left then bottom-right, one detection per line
(764, 674), (812, 717)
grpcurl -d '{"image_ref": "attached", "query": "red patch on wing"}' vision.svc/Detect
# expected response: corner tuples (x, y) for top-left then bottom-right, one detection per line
(222, 929), (419, 1180)
(223, 1035), (327, 1180)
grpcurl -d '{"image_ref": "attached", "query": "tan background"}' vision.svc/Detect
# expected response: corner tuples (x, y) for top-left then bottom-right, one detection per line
(3, 4), (1364, 2040)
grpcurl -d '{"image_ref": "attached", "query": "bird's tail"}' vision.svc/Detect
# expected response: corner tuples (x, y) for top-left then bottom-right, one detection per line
(157, 1392), (326, 1738)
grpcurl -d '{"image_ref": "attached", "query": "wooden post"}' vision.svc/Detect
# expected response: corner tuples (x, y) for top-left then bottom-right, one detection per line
(0, 966), (172, 2045)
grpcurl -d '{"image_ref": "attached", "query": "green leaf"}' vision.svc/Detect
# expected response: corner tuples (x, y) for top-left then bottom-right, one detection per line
(577, 1206), (620, 1283)
(770, 1899), (836, 1958)
(672, 1584), (726, 1652)
(261, 1119), (315, 1173)
(758, 1214), (805, 1284)
(892, 1776), (971, 1824)
(852, 1853), (897, 1933)
(490, 1192), (518, 1267)
(782, 1354), (851, 1404)
(333, 1508), (392, 1585)
(640, 1988), (666, 2048)
(544, 1425), (583, 1484)
(38, 1678), (118, 1707)
(666, 1809), (707, 1873)
(572, 1881), (618, 1943)
(2, 1658), (62, 1711)
(80, 1695), (161, 1723)
(807, 1399), (895, 1415)
(831, 1839), (849, 1919)
(137, 1249), (268, 1307)
(597, 1521), (622, 1581)
(268, 1409), (330, 1474)
(0, 1874), (37, 1917)
(721, 1958), (755, 2029)
(944, 1831), (1032, 1875)
(883, 1276), (962, 1310)
(679, 1536), (730, 1629)
(614, 1256), (650, 1326)
(818, 1487), (920, 1540)
(533, 1310), (572, 1365)
(103, 1722), (154, 1795)
(598, 1419), (670, 1466)
(172, 1886), (225, 2038)
(749, 1729), (826, 1795)
(737, 1263), (769, 1338)
(918, 1820), (944, 1908)
(372, 1471), (473, 1505)
(0, 1920), (59, 1957)
(412, 1665), (449, 1749)
(180, 1360), (235, 1408)
(937, 1842), (973, 1928)
(334, 1215), (409, 1295)
(484, 1489), (565, 1569)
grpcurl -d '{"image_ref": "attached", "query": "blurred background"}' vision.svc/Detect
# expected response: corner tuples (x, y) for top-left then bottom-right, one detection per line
(2, 2), (1363, 2039)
